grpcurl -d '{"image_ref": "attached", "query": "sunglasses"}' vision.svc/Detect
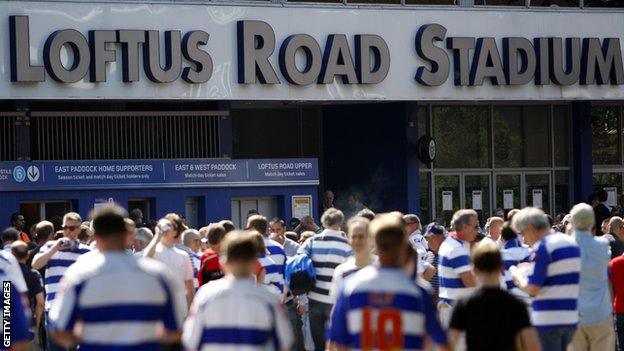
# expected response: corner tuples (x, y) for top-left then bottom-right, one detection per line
(62, 225), (78, 231)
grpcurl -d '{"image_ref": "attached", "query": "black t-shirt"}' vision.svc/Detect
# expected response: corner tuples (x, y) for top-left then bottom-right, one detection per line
(449, 287), (531, 351)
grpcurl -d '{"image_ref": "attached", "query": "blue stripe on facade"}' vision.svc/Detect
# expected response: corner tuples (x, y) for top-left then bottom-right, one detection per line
(200, 328), (269, 345)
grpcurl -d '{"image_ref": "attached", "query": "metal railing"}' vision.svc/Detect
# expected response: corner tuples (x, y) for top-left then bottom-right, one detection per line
(0, 113), (20, 162)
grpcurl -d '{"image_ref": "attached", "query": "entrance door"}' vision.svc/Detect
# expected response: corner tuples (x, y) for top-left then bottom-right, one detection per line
(434, 173), (492, 225)
(525, 173), (552, 215)
(495, 174), (522, 217)
(20, 201), (74, 232)
(494, 172), (552, 216)
(433, 174), (460, 226)
(128, 199), (152, 222)
(464, 174), (491, 224)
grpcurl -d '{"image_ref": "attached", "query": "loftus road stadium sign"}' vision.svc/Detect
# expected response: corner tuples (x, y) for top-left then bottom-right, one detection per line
(10, 17), (624, 87)
(3, 2), (624, 100)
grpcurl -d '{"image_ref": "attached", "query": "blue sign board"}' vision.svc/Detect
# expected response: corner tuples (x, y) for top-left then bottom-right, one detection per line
(0, 158), (319, 191)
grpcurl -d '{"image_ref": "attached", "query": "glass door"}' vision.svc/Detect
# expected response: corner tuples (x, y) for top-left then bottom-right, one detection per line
(495, 174), (522, 218)
(434, 174), (460, 226)
(525, 173), (552, 215)
(464, 174), (491, 225)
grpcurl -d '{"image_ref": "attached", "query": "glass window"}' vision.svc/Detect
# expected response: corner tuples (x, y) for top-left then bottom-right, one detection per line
(555, 171), (570, 216)
(419, 172), (431, 224)
(591, 106), (621, 165)
(406, 0), (456, 4)
(465, 175), (490, 225)
(476, 0), (524, 5)
(553, 106), (570, 167)
(495, 174), (521, 215)
(529, 0), (580, 6)
(493, 106), (551, 168)
(348, 0), (401, 3)
(584, 0), (624, 7)
(525, 174), (551, 215)
(593, 173), (622, 198)
(418, 105), (430, 170)
(433, 106), (490, 168)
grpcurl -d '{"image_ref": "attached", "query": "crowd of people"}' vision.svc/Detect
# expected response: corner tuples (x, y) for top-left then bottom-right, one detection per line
(2, 194), (624, 351)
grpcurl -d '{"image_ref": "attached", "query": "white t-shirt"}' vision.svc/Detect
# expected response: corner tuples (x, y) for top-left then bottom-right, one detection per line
(148, 243), (194, 304)
(329, 256), (378, 304)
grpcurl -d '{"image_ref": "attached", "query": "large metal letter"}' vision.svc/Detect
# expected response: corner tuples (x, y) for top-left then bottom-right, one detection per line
(534, 38), (550, 85)
(469, 38), (506, 86)
(581, 38), (624, 85)
(181, 31), (213, 84)
(43, 29), (90, 83)
(278, 34), (322, 86)
(549, 38), (581, 86)
(502, 37), (536, 85)
(9, 16), (44, 82)
(318, 34), (358, 84)
(414, 24), (449, 86)
(88, 30), (117, 82)
(446, 37), (474, 86)
(143, 30), (182, 83)
(237, 20), (280, 84)
(355, 34), (390, 84)
(117, 30), (145, 82)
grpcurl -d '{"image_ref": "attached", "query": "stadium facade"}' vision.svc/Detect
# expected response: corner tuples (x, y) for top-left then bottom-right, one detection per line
(0, 0), (623, 227)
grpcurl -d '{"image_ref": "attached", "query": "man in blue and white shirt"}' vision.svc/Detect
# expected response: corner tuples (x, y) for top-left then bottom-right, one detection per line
(297, 208), (352, 351)
(32, 212), (90, 351)
(183, 231), (293, 351)
(49, 205), (186, 350)
(437, 209), (478, 327)
(248, 215), (287, 299)
(511, 207), (581, 351)
(327, 213), (448, 351)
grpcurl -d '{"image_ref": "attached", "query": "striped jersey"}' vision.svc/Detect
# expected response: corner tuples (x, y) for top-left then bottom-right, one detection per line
(297, 229), (353, 304)
(259, 254), (285, 298)
(327, 266), (447, 351)
(501, 238), (532, 302)
(527, 233), (581, 329)
(49, 251), (186, 350)
(177, 244), (202, 289)
(263, 238), (286, 295)
(437, 236), (472, 303)
(182, 277), (294, 351)
(34, 239), (91, 310)
(0, 250), (27, 294)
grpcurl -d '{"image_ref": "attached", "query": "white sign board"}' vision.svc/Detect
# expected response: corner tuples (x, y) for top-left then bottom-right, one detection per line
(606, 187), (618, 208)
(472, 190), (483, 211)
(532, 189), (543, 209)
(503, 190), (514, 210)
(1, 2), (624, 101)
(292, 195), (312, 220)
(442, 191), (453, 211)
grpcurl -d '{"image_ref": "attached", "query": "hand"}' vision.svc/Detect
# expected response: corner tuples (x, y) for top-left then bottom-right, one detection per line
(296, 304), (307, 315)
(509, 266), (528, 289)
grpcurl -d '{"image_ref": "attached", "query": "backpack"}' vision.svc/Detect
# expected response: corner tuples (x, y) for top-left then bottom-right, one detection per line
(285, 240), (316, 295)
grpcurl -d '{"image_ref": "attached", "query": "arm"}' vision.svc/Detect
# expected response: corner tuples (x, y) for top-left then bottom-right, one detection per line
(459, 271), (476, 288)
(50, 331), (80, 348)
(34, 291), (44, 330)
(185, 280), (195, 308)
(143, 229), (163, 259)
(31, 242), (60, 270)
(517, 327), (542, 351)
(422, 264), (436, 282)
(447, 329), (462, 350)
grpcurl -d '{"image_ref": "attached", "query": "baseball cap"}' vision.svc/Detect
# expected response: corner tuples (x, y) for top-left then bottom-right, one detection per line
(423, 223), (446, 238)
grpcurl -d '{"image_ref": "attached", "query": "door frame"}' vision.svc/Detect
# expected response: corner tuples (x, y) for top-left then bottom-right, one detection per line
(432, 172), (492, 220)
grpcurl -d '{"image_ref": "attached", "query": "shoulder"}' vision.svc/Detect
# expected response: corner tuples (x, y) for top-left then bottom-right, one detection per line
(265, 238), (284, 249)
(172, 246), (191, 258)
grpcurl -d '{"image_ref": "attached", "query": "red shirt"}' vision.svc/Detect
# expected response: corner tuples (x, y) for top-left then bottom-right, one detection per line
(198, 248), (224, 286)
(609, 256), (624, 313)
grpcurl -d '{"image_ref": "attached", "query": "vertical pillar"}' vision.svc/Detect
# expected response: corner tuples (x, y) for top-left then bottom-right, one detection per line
(572, 101), (593, 204)
(406, 103), (421, 214)
(14, 100), (30, 161)
(218, 101), (232, 158)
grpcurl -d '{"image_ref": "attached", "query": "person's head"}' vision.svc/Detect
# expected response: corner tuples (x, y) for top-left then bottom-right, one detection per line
(285, 231), (299, 242)
(220, 231), (260, 277)
(300, 216), (317, 231)
(610, 217), (624, 240)
(423, 223), (446, 253)
(35, 220), (55, 244)
(500, 222), (518, 242)
(78, 225), (93, 244)
(206, 223), (227, 250)
(570, 203), (596, 233)
(356, 208), (376, 221)
(134, 227), (153, 252)
(602, 218), (612, 235)
(248, 231), (267, 256)
(370, 214), (409, 267)
(164, 213), (185, 239)
(269, 218), (286, 237)
(11, 241), (29, 263)
(511, 207), (550, 246)
(10, 213), (25, 231)
(487, 217), (504, 240)
(324, 190), (334, 206)
(247, 215), (268, 236)
(494, 208), (505, 218)
(130, 209), (144, 225)
(91, 205), (129, 251)
(1, 227), (19, 246)
(402, 214), (421, 235)
(348, 194), (358, 206)
(506, 209), (520, 223)
(157, 218), (177, 245)
(598, 189), (609, 203)
(289, 218), (301, 231)
(346, 217), (371, 255)
(321, 208), (345, 230)
(472, 242), (503, 282)
(588, 193), (600, 207)
(299, 231), (315, 244)
(451, 209), (479, 242)
(182, 229), (201, 252)
(218, 220), (236, 234)
(62, 212), (82, 240)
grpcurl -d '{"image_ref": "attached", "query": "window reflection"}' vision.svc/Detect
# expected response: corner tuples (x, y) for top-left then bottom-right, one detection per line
(493, 106), (550, 168)
(591, 106), (620, 165)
